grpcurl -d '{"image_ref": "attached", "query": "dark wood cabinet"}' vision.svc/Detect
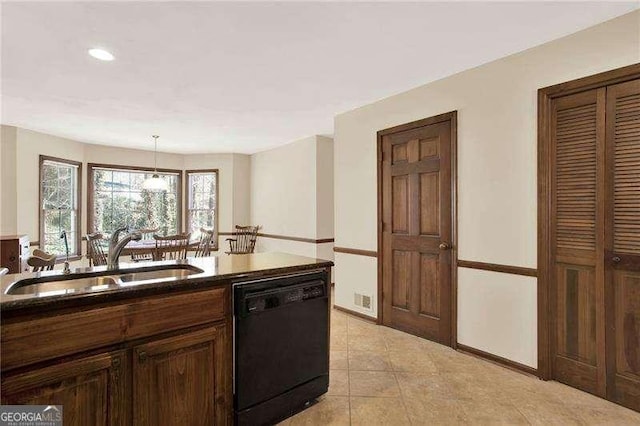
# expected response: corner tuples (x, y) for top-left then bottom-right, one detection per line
(133, 325), (229, 426)
(1, 350), (128, 426)
(0, 235), (30, 274)
(1, 286), (232, 425)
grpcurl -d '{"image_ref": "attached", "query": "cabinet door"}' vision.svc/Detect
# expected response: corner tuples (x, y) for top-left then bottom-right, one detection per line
(1, 350), (128, 426)
(133, 325), (229, 426)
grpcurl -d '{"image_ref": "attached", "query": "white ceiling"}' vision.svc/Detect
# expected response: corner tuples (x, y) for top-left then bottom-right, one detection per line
(1, 2), (637, 154)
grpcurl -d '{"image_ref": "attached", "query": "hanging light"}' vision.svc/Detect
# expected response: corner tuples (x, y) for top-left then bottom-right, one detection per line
(142, 135), (168, 192)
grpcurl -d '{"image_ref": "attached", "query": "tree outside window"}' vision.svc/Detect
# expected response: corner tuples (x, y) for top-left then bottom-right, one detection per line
(40, 156), (81, 256)
(187, 170), (218, 249)
(89, 166), (180, 236)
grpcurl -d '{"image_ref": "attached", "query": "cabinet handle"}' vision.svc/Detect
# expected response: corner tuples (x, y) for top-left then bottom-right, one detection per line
(439, 242), (451, 250)
(112, 357), (121, 368)
(138, 351), (147, 362)
(612, 256), (621, 263)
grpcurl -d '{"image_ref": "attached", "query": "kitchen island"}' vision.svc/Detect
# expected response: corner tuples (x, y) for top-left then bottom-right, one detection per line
(0, 252), (333, 425)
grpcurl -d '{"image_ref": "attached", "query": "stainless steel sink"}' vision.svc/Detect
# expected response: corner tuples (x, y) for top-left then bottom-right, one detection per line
(7, 276), (120, 296)
(118, 268), (196, 284)
(5, 265), (204, 296)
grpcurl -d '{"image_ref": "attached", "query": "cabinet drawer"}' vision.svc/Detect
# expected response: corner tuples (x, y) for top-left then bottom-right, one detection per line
(1, 287), (227, 370)
(125, 287), (226, 340)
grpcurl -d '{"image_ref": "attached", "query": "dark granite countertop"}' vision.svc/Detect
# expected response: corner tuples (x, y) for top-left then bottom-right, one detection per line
(0, 252), (333, 314)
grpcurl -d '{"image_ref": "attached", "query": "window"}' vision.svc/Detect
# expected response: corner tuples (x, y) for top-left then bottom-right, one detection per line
(40, 156), (81, 257)
(186, 170), (218, 249)
(88, 164), (182, 236)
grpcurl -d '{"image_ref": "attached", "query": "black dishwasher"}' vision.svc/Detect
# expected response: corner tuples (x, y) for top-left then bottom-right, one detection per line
(233, 270), (329, 425)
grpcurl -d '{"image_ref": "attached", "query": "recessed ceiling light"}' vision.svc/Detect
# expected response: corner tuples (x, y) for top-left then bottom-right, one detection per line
(88, 48), (114, 61)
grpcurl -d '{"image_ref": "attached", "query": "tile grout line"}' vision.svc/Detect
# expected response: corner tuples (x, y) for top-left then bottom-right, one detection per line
(334, 309), (640, 425)
(348, 311), (413, 425)
(394, 371), (413, 425)
(384, 323), (413, 425)
(513, 405), (534, 426)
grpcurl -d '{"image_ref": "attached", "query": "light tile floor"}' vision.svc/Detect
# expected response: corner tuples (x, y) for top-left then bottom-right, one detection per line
(280, 308), (640, 425)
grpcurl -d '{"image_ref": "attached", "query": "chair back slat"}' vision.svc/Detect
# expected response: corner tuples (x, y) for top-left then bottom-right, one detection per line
(27, 250), (56, 272)
(226, 225), (260, 254)
(86, 233), (108, 267)
(194, 228), (215, 257)
(154, 233), (191, 261)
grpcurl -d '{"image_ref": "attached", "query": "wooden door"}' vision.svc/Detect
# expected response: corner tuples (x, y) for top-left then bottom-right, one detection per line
(133, 325), (229, 426)
(379, 113), (455, 345)
(550, 88), (607, 396)
(1, 350), (128, 426)
(605, 78), (640, 411)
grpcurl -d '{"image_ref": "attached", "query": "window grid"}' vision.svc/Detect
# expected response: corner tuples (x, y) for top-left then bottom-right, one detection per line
(40, 158), (80, 256)
(187, 171), (218, 249)
(91, 167), (180, 236)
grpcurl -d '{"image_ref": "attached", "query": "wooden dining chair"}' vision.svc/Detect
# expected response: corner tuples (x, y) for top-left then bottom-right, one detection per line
(86, 233), (108, 267)
(27, 250), (56, 272)
(130, 228), (158, 262)
(194, 228), (215, 257)
(153, 233), (191, 261)
(225, 225), (260, 255)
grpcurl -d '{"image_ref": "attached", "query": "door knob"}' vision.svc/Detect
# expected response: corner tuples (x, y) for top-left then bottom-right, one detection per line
(612, 256), (621, 263)
(439, 242), (451, 250)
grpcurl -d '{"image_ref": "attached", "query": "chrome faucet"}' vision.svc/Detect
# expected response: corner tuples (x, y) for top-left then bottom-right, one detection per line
(60, 231), (71, 274)
(107, 227), (142, 270)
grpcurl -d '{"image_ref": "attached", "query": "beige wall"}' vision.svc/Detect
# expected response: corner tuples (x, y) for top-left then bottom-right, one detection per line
(1, 125), (18, 235)
(232, 154), (251, 227)
(316, 136), (334, 240)
(251, 136), (317, 240)
(333, 11), (640, 367)
(250, 136), (334, 261)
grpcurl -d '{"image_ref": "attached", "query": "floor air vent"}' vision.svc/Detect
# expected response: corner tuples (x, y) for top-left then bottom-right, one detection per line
(354, 293), (372, 310)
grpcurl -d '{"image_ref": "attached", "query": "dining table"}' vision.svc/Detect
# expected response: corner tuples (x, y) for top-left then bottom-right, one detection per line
(120, 238), (200, 256)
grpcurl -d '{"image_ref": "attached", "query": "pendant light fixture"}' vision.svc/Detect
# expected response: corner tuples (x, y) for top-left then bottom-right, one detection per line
(142, 135), (168, 192)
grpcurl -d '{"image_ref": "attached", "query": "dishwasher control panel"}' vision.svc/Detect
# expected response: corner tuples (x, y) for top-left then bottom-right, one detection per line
(246, 281), (325, 313)
(234, 271), (328, 317)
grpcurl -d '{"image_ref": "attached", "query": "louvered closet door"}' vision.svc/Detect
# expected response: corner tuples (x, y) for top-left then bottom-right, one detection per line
(605, 78), (640, 411)
(551, 88), (606, 396)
